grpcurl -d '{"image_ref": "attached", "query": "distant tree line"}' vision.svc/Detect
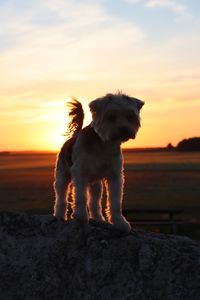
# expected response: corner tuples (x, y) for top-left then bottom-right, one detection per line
(176, 137), (200, 151)
(167, 137), (200, 151)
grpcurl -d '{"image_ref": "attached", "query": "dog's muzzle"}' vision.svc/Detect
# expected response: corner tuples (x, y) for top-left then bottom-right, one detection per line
(111, 127), (134, 142)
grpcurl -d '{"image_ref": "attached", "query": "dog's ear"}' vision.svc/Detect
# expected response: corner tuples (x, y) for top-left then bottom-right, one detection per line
(89, 94), (112, 114)
(89, 99), (101, 114)
(135, 99), (145, 111)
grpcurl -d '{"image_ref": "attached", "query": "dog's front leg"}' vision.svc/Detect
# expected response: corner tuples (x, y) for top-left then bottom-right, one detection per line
(88, 181), (105, 222)
(71, 174), (89, 224)
(107, 174), (131, 232)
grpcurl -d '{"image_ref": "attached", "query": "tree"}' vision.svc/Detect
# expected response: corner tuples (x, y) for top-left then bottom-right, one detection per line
(177, 137), (200, 151)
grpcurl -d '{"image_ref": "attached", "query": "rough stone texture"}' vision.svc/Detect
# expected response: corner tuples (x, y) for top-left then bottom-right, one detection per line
(0, 212), (199, 300)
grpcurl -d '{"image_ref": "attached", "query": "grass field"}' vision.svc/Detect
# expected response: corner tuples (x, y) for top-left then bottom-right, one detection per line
(0, 151), (200, 238)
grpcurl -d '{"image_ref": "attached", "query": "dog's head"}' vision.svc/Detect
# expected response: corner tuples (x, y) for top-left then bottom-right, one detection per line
(89, 93), (144, 143)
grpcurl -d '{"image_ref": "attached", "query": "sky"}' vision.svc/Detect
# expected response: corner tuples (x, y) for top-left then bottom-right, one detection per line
(0, 0), (200, 151)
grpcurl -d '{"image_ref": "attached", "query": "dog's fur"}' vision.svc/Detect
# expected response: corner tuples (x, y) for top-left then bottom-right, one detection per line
(53, 92), (144, 232)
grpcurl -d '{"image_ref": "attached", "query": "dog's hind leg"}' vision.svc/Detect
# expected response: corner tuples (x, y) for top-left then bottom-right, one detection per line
(53, 164), (71, 220)
(88, 181), (105, 222)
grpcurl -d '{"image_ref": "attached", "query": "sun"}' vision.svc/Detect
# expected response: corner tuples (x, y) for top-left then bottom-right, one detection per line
(39, 98), (92, 152)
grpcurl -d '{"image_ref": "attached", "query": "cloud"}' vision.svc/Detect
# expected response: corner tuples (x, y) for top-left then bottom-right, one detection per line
(0, 0), (144, 79)
(125, 0), (192, 20)
(145, 0), (190, 18)
(146, 0), (184, 12)
(125, 0), (143, 3)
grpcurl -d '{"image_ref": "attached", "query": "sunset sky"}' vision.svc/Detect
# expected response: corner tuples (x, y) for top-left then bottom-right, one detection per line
(0, 0), (200, 151)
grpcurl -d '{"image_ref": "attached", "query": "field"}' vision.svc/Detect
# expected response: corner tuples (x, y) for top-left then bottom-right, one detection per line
(124, 151), (200, 215)
(0, 151), (200, 237)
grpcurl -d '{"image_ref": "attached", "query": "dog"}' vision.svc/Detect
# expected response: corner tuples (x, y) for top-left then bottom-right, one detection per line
(53, 92), (144, 232)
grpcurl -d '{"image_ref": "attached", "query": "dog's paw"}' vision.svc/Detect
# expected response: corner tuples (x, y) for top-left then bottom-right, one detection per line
(90, 214), (106, 223)
(73, 210), (89, 225)
(112, 216), (131, 233)
(53, 210), (66, 221)
(54, 215), (66, 221)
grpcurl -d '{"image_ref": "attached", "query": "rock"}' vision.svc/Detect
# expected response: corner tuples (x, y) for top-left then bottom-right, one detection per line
(0, 212), (199, 300)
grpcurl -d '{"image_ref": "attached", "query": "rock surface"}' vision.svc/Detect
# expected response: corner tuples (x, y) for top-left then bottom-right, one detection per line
(0, 212), (199, 300)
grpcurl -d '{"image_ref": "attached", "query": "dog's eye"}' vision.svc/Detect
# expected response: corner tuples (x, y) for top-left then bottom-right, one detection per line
(106, 114), (116, 122)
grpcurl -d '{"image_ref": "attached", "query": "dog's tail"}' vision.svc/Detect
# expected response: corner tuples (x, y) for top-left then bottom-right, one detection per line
(65, 98), (84, 139)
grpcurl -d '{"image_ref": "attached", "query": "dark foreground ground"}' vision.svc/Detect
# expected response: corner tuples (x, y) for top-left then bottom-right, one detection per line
(0, 212), (199, 300)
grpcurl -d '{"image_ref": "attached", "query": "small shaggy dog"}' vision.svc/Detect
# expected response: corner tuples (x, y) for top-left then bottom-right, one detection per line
(53, 92), (144, 232)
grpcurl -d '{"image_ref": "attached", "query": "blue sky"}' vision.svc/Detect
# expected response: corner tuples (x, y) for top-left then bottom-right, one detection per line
(0, 0), (200, 150)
